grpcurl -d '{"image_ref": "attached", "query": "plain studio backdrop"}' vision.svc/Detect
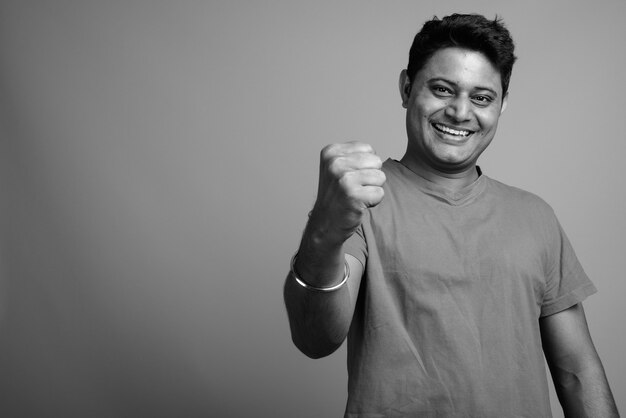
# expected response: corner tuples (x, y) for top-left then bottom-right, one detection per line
(0, 1), (624, 417)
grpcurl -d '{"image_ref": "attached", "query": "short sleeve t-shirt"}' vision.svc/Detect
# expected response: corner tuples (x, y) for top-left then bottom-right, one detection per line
(342, 159), (596, 417)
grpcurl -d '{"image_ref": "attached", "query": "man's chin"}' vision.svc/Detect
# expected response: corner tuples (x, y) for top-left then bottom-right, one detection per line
(429, 153), (480, 174)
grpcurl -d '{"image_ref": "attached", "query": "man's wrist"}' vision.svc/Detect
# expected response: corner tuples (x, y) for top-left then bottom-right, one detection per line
(305, 207), (353, 249)
(295, 211), (349, 289)
(290, 251), (349, 292)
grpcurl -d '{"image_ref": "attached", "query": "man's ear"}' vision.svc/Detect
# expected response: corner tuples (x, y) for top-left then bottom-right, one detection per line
(399, 69), (411, 108)
(500, 92), (509, 115)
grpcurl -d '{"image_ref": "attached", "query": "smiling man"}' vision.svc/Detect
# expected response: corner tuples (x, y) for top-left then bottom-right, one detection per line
(284, 14), (618, 417)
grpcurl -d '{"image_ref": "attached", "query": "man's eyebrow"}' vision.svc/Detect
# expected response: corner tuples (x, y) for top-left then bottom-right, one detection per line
(427, 77), (499, 97)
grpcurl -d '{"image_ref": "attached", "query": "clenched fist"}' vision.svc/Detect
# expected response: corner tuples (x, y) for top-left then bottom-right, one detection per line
(309, 141), (386, 246)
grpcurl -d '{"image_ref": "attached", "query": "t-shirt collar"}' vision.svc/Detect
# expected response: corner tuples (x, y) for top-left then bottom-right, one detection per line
(390, 159), (486, 206)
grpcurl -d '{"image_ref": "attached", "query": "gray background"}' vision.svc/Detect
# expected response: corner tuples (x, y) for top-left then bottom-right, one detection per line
(1, 1), (624, 417)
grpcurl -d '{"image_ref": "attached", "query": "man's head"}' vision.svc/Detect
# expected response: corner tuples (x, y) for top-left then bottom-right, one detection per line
(406, 14), (516, 98)
(398, 14), (517, 177)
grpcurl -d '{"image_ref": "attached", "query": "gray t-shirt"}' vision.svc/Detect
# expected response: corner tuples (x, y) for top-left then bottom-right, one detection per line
(343, 159), (596, 417)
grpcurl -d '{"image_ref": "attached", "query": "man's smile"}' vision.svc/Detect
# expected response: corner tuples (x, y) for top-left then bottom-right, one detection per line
(432, 122), (474, 137)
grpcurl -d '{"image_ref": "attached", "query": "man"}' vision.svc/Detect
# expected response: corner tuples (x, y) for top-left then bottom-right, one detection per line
(284, 14), (618, 417)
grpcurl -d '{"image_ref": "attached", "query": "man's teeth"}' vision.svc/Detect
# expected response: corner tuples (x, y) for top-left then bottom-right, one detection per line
(434, 123), (471, 137)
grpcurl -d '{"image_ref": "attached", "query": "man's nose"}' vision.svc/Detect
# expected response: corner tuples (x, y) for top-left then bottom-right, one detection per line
(444, 96), (471, 122)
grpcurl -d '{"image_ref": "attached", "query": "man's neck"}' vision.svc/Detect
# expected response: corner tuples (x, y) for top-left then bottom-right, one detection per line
(399, 154), (479, 192)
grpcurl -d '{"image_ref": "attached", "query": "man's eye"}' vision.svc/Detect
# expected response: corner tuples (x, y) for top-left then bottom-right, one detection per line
(432, 86), (452, 96)
(472, 95), (493, 105)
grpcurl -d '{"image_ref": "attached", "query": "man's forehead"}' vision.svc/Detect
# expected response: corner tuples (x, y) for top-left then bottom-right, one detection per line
(418, 47), (502, 93)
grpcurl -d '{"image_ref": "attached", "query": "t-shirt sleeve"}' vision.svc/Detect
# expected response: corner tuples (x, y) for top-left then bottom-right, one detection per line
(343, 220), (368, 269)
(540, 216), (597, 317)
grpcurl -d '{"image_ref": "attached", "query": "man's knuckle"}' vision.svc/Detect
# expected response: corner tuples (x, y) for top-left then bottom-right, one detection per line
(337, 171), (355, 189)
(328, 156), (346, 175)
(321, 143), (340, 160)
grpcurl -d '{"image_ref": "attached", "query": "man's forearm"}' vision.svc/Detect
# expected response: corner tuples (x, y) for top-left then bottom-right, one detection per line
(283, 266), (353, 359)
(541, 304), (619, 417)
(551, 354), (619, 417)
(282, 219), (361, 359)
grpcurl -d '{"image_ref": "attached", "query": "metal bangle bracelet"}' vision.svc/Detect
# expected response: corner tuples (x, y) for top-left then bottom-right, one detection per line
(290, 252), (350, 292)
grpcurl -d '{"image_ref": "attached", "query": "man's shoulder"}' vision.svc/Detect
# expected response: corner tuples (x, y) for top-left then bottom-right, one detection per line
(484, 175), (555, 215)
(381, 158), (401, 174)
(379, 158), (410, 188)
(380, 158), (420, 184)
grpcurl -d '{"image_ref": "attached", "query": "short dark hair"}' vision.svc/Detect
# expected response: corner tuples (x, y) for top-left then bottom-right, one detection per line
(406, 13), (516, 96)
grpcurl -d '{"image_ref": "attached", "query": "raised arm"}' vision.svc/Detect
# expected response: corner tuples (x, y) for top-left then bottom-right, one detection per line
(283, 142), (385, 358)
(540, 303), (619, 417)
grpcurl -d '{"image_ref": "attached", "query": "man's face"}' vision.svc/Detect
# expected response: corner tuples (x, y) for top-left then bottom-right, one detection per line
(400, 47), (507, 174)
